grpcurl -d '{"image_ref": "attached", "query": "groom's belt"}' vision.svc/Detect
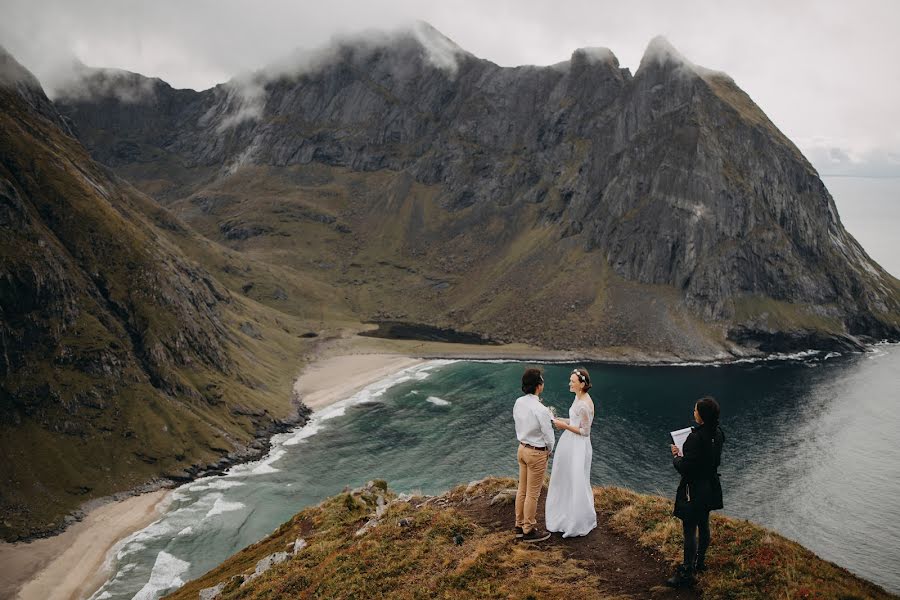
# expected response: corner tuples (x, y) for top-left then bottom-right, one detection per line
(520, 442), (548, 451)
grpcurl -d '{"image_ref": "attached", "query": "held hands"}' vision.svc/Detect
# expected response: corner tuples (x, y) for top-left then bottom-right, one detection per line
(552, 418), (568, 430)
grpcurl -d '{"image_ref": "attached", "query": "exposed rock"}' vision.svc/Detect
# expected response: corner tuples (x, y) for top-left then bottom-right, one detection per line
(292, 537), (307, 554)
(355, 518), (380, 537)
(239, 322), (263, 339)
(375, 494), (387, 518)
(244, 551), (289, 583)
(198, 582), (225, 600)
(51, 28), (899, 354)
(490, 489), (519, 506)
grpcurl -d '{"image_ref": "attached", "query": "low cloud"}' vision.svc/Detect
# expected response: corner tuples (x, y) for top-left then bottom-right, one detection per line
(50, 61), (160, 103)
(212, 21), (467, 132)
(804, 144), (900, 178)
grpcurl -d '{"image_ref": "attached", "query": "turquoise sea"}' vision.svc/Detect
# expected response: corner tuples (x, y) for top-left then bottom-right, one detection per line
(91, 346), (900, 598)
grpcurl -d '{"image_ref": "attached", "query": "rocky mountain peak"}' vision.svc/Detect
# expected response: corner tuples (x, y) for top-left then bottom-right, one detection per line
(570, 46), (621, 70)
(637, 35), (688, 71)
(0, 44), (39, 89)
(0, 46), (76, 135)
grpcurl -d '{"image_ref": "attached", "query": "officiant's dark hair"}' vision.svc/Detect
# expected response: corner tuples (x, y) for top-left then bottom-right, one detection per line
(521, 368), (544, 394)
(695, 396), (720, 429)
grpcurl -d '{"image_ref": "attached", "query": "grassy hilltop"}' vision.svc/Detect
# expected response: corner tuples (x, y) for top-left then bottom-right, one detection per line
(165, 477), (895, 600)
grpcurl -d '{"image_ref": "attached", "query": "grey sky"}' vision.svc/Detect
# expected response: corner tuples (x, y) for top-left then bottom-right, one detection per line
(2, 0), (899, 177)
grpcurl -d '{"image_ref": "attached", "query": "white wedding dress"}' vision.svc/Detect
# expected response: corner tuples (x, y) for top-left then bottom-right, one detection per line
(545, 397), (597, 537)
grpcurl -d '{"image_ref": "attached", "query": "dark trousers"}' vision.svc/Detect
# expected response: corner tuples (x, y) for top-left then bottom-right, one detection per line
(682, 510), (710, 570)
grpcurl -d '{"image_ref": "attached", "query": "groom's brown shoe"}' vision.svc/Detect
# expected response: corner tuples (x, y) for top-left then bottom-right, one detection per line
(514, 526), (524, 538)
(521, 528), (551, 542)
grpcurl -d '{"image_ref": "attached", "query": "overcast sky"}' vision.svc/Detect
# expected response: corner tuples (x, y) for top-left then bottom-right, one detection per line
(2, 0), (899, 177)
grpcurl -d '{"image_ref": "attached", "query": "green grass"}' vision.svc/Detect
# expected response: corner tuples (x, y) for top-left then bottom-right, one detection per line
(166, 479), (608, 600)
(732, 295), (845, 334)
(164, 479), (896, 600)
(596, 486), (895, 600)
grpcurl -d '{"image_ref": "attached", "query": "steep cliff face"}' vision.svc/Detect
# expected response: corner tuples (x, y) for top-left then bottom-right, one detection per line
(54, 25), (900, 352)
(0, 48), (313, 540)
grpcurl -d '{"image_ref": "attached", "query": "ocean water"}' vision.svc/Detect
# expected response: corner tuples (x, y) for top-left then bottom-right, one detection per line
(823, 175), (900, 278)
(90, 346), (900, 598)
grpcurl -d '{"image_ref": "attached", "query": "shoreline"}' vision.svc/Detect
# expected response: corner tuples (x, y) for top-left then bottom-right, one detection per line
(0, 489), (170, 600)
(3, 335), (894, 599)
(0, 343), (428, 600)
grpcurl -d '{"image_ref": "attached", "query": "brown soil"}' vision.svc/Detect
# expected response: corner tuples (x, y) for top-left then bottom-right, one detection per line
(458, 492), (700, 599)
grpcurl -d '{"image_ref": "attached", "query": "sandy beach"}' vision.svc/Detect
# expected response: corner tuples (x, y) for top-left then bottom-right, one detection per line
(0, 489), (170, 600)
(0, 335), (564, 600)
(293, 352), (425, 411)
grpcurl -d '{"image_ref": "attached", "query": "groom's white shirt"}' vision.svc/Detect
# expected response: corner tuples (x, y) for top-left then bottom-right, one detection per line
(513, 394), (555, 452)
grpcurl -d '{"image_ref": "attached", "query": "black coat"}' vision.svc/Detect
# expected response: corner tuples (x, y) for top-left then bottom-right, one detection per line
(673, 425), (724, 520)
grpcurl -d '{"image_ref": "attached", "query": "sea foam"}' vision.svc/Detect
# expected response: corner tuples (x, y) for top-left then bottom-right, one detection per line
(280, 360), (457, 447)
(132, 551), (191, 600)
(205, 496), (245, 518)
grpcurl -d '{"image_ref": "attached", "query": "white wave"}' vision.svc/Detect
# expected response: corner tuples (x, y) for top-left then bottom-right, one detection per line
(426, 396), (451, 406)
(177, 526), (193, 536)
(205, 496), (245, 518)
(280, 360), (455, 447)
(664, 349), (825, 367)
(225, 445), (288, 476)
(169, 490), (190, 502)
(188, 478), (246, 492)
(132, 551), (191, 600)
(250, 447), (286, 475)
(115, 541), (146, 560)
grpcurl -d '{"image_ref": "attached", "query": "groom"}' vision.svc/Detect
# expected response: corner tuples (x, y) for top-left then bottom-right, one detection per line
(513, 367), (555, 542)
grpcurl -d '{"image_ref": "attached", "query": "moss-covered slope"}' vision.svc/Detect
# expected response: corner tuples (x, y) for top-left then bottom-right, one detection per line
(0, 48), (321, 541)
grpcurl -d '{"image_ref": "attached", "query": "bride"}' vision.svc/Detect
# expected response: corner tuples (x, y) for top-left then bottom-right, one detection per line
(545, 367), (597, 537)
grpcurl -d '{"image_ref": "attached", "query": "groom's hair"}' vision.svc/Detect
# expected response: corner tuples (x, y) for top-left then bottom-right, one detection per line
(521, 368), (544, 394)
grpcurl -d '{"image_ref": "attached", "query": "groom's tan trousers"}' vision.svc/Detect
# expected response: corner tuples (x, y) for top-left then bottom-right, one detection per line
(515, 444), (549, 534)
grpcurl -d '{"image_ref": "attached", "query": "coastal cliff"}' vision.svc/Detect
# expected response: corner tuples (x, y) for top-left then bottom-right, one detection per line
(53, 24), (900, 355)
(162, 477), (897, 600)
(0, 47), (316, 541)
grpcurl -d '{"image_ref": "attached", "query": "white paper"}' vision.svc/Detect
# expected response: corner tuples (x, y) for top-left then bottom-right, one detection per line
(670, 427), (692, 456)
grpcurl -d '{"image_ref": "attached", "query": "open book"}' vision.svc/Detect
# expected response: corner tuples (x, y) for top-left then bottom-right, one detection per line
(670, 427), (693, 456)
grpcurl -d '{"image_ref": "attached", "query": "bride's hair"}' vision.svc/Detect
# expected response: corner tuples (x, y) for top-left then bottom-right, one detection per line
(572, 368), (591, 391)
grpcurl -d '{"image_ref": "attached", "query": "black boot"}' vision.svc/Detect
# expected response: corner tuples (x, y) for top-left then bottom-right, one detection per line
(694, 555), (707, 573)
(665, 565), (696, 588)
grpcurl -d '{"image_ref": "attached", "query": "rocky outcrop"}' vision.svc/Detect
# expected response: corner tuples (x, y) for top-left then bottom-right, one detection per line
(52, 26), (900, 352)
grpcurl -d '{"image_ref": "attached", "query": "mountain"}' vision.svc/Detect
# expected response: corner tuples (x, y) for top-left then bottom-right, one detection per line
(0, 47), (319, 541)
(52, 25), (900, 356)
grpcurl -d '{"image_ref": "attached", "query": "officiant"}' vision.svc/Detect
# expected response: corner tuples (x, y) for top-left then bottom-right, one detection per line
(666, 396), (725, 588)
